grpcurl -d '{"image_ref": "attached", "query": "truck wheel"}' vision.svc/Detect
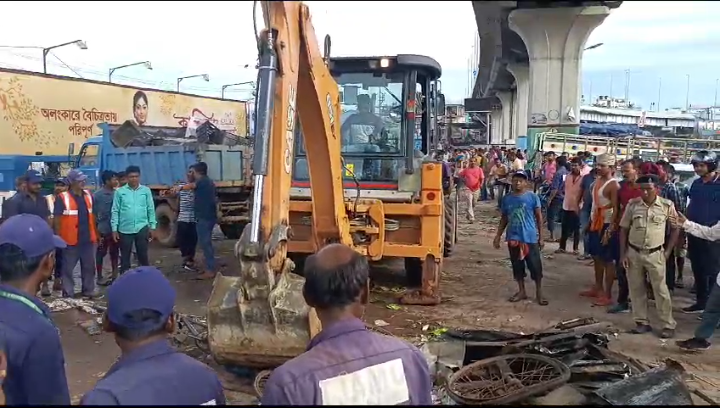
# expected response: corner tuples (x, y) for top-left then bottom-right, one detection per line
(219, 224), (243, 240)
(443, 194), (458, 257)
(155, 204), (177, 248)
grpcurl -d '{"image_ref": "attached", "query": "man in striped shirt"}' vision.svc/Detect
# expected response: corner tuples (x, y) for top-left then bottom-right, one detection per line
(172, 167), (198, 271)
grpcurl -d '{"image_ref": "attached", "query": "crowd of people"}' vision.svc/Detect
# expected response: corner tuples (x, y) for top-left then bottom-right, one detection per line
(2, 144), (720, 404)
(449, 145), (720, 352)
(0, 161), (231, 404)
(0, 210), (433, 404)
(0, 162), (221, 300)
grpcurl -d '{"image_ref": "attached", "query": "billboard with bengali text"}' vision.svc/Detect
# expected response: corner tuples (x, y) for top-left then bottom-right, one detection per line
(0, 69), (249, 156)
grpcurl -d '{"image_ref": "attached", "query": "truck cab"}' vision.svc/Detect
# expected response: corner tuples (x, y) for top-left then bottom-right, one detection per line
(72, 136), (103, 190)
(291, 54), (445, 202)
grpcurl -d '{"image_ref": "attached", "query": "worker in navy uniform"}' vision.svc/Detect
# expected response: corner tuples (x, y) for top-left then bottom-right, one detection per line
(0, 214), (71, 405)
(262, 244), (433, 405)
(80, 266), (225, 405)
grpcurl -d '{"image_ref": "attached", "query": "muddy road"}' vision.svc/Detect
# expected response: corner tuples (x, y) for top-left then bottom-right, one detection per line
(50, 201), (720, 404)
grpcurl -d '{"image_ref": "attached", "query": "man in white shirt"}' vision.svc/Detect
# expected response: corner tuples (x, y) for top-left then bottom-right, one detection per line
(507, 151), (524, 171)
(673, 212), (720, 351)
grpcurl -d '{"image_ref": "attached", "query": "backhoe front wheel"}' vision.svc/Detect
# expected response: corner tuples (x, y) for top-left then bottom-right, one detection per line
(443, 194), (458, 257)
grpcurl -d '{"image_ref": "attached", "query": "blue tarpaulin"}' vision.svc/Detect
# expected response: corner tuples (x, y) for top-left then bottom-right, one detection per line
(579, 122), (641, 136)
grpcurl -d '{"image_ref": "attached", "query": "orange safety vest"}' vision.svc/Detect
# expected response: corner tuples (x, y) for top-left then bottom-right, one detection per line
(58, 190), (97, 245)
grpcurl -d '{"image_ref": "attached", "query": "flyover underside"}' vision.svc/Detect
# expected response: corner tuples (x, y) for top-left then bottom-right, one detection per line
(470, 1), (620, 145)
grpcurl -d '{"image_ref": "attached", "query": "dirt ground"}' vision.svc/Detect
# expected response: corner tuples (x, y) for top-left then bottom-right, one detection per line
(50, 201), (720, 404)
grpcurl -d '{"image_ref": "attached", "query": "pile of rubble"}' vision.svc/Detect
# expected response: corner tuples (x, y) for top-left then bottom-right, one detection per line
(423, 318), (708, 405)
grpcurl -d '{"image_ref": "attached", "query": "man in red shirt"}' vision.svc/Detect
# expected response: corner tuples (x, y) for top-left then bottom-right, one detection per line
(459, 158), (485, 222)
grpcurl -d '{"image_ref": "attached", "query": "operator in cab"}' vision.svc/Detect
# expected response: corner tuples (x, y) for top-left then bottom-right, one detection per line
(261, 244), (432, 405)
(80, 266), (225, 405)
(340, 93), (385, 145)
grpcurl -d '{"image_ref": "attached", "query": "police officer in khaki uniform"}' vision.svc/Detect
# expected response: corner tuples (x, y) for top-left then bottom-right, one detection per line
(619, 174), (680, 339)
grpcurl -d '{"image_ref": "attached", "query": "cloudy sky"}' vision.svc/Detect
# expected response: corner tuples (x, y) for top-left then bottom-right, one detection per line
(0, 1), (717, 111)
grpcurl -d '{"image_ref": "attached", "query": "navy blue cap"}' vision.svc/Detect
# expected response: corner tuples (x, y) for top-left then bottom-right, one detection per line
(55, 177), (68, 185)
(0, 214), (66, 257)
(511, 170), (529, 179)
(106, 266), (176, 329)
(24, 170), (43, 184)
(66, 169), (87, 183)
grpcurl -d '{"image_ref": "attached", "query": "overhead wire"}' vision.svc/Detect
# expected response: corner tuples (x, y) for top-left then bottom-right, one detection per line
(0, 49), (256, 98)
(49, 51), (84, 79)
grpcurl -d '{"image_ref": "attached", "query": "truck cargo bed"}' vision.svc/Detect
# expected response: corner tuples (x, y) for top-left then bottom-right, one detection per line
(104, 144), (251, 187)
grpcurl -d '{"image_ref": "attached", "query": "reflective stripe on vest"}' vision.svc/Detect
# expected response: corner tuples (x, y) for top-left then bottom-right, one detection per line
(60, 191), (93, 216)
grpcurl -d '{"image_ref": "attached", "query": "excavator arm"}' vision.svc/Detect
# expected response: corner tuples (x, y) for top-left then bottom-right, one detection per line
(206, 0), (352, 369)
(252, 1), (352, 250)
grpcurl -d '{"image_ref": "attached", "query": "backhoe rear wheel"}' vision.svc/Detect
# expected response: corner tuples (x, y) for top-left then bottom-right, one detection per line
(443, 193), (458, 258)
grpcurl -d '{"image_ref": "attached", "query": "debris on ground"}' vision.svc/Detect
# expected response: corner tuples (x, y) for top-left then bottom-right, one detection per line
(78, 318), (103, 336)
(45, 298), (106, 315)
(171, 313), (209, 357)
(423, 317), (703, 405)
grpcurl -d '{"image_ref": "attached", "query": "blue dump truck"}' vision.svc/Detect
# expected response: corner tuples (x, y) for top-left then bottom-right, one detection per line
(71, 122), (253, 247)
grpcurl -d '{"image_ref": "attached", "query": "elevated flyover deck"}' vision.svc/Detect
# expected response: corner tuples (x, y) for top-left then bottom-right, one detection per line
(469, 1), (623, 145)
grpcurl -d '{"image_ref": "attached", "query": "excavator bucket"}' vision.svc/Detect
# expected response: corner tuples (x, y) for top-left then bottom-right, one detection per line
(206, 225), (321, 369)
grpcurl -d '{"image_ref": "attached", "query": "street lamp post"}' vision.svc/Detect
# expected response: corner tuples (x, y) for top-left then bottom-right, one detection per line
(109, 61), (152, 83)
(657, 77), (662, 112)
(685, 74), (690, 111)
(177, 74), (210, 92)
(713, 78), (719, 124)
(42, 40), (87, 74)
(221, 81), (255, 99)
(624, 69), (630, 105)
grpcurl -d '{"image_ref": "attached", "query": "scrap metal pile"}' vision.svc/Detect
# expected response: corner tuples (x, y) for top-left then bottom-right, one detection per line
(109, 120), (246, 148)
(425, 318), (700, 406)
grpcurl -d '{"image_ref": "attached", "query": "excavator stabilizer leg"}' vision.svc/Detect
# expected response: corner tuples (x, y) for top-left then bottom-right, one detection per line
(399, 255), (441, 306)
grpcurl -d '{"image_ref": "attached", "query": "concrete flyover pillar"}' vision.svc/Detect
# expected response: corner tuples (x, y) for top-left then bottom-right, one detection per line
(490, 109), (502, 145)
(496, 91), (513, 144)
(509, 6), (611, 148)
(506, 63), (529, 140)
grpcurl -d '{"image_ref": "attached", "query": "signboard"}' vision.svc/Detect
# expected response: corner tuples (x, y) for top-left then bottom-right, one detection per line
(0, 69), (249, 156)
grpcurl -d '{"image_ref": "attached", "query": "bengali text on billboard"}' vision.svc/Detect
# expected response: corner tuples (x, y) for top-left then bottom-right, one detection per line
(0, 69), (248, 156)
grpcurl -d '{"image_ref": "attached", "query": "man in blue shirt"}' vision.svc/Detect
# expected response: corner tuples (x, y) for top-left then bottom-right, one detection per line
(80, 266), (224, 405)
(685, 151), (720, 314)
(546, 155), (569, 242)
(494, 170), (547, 305)
(170, 162), (218, 280)
(3, 170), (51, 221)
(262, 244), (433, 405)
(0, 214), (70, 405)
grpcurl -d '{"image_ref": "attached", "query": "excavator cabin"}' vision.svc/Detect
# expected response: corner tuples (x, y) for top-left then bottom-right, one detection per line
(289, 54), (456, 300)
